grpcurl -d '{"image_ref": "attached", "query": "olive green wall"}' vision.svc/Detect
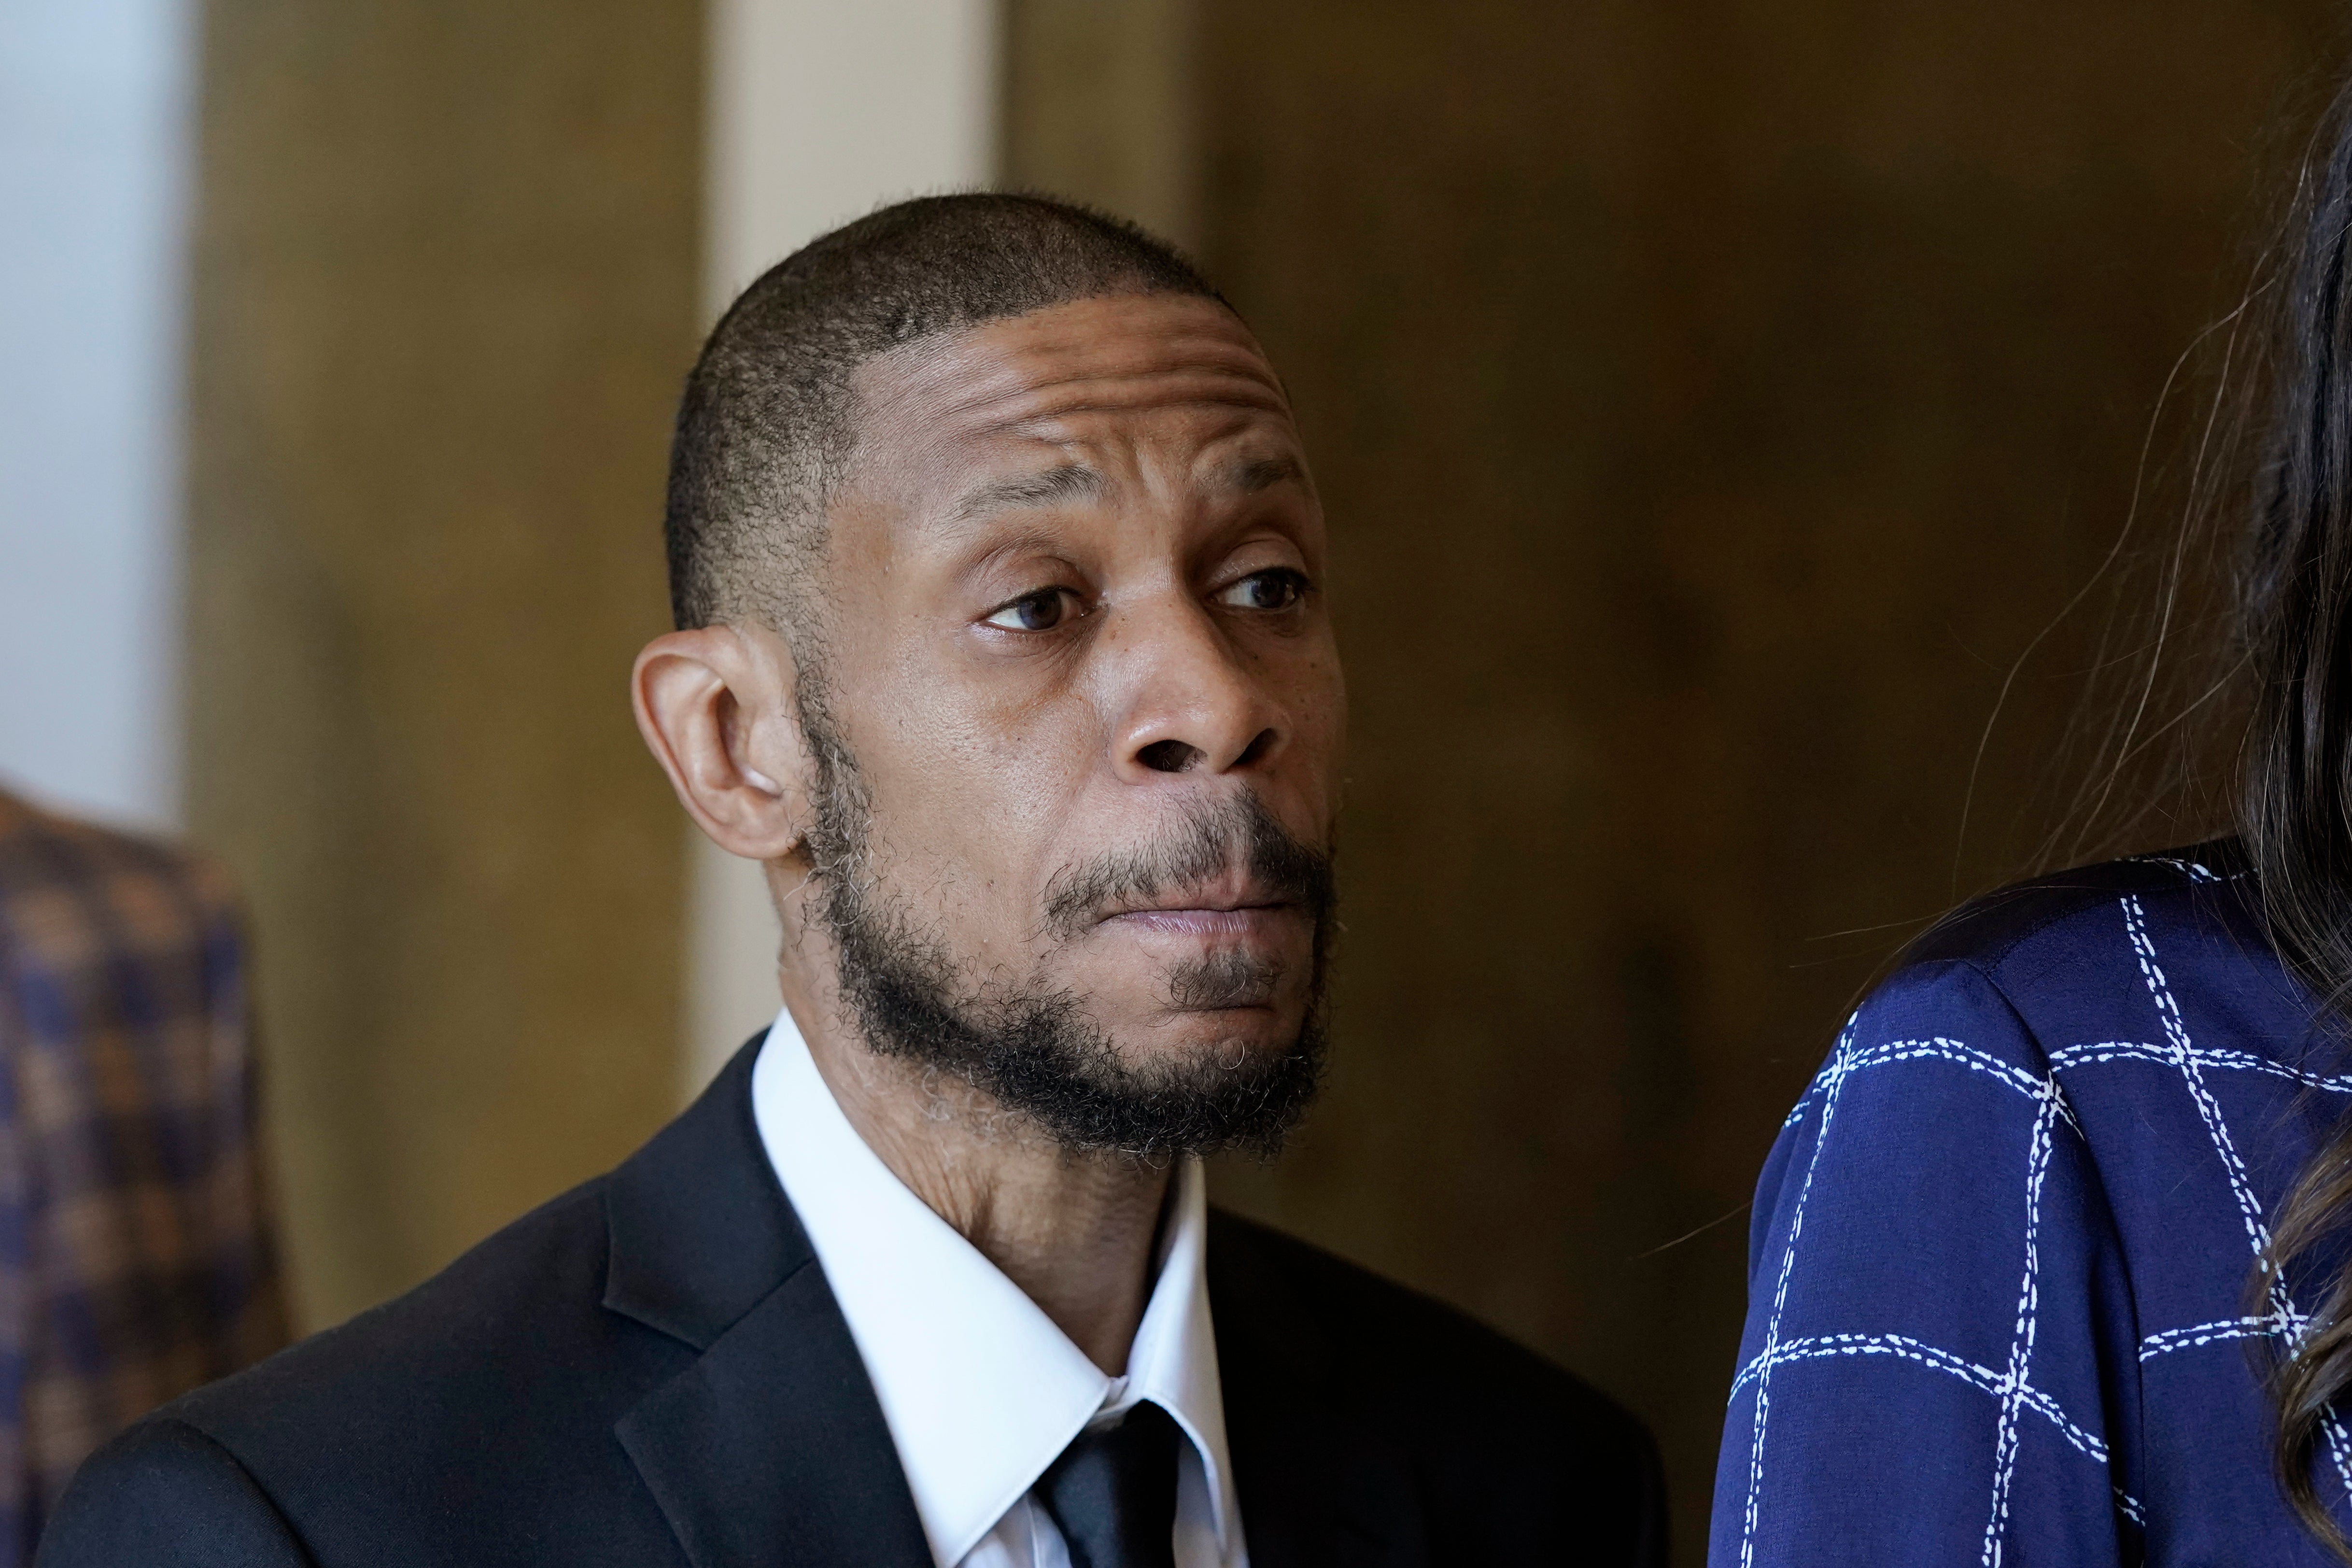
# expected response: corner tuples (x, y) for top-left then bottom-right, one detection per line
(183, 0), (701, 1328)
(1002, 0), (1202, 252)
(1018, 1), (2343, 1558)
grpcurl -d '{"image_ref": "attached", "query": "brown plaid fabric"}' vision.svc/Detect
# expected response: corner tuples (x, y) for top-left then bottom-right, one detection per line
(0, 791), (285, 1561)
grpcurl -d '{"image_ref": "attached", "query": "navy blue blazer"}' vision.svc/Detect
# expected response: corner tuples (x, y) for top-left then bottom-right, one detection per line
(1714, 843), (2352, 1565)
(38, 1034), (1663, 1567)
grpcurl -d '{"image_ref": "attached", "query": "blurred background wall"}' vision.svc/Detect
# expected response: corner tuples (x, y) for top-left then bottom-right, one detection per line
(1, 0), (2344, 1559)
(179, 0), (701, 1321)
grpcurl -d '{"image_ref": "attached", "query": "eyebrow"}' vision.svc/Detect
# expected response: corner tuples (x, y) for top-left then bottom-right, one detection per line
(946, 452), (1307, 527)
(950, 463), (1109, 523)
(1217, 453), (1308, 495)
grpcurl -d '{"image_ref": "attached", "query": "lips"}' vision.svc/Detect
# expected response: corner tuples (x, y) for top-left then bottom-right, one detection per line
(1095, 871), (1296, 930)
(1097, 877), (1302, 944)
(1036, 793), (1336, 943)
(1105, 904), (1296, 941)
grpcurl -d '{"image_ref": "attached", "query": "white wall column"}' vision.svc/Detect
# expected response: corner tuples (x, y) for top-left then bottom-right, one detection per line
(687, 0), (1000, 1092)
(0, 0), (195, 830)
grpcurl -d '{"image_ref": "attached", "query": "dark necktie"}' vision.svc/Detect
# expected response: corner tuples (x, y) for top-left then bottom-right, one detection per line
(1033, 1400), (1182, 1568)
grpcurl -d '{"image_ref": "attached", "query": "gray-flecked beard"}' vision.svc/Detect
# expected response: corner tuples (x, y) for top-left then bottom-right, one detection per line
(796, 691), (1332, 1160)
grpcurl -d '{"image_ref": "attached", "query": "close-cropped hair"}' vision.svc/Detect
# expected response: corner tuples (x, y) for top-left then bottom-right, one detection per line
(662, 192), (1224, 637)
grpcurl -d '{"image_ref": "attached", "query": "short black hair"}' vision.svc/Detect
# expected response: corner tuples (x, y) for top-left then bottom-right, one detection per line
(662, 192), (1225, 634)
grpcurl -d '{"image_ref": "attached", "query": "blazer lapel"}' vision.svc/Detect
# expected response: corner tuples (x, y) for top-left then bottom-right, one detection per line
(603, 1034), (933, 1568)
(1208, 1211), (1428, 1568)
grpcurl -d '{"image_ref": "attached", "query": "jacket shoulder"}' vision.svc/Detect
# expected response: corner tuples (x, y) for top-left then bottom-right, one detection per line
(148, 1173), (689, 1550)
(1899, 837), (2258, 975)
(38, 1418), (310, 1568)
(175, 1176), (621, 1431)
(1210, 1209), (1640, 1434)
(1207, 1208), (1665, 1561)
(0, 791), (238, 915)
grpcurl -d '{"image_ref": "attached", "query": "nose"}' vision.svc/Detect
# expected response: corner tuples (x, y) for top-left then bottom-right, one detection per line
(1109, 595), (1285, 781)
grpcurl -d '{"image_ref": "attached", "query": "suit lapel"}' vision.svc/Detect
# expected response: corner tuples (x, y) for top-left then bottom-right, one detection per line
(615, 1264), (934, 1568)
(602, 1034), (932, 1568)
(595, 1044), (1430, 1568)
(1208, 1212), (1428, 1568)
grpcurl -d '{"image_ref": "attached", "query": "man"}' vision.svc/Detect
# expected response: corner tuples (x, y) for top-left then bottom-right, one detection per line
(0, 789), (284, 1563)
(37, 195), (1663, 1567)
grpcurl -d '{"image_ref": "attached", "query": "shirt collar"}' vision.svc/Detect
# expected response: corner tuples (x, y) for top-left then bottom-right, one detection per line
(750, 1007), (1238, 1567)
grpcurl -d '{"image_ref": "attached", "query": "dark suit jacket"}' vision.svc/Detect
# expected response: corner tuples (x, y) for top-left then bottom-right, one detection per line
(36, 1036), (1665, 1568)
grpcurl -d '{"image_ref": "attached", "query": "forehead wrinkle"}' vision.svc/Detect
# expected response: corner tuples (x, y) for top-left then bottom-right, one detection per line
(975, 400), (1290, 452)
(979, 318), (1276, 382)
(852, 370), (1292, 486)
(847, 317), (1303, 532)
(957, 365), (1291, 432)
(1001, 348), (1284, 396)
(860, 318), (1276, 403)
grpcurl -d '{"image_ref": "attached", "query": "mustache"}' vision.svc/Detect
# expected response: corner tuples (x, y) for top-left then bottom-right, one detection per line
(1039, 792), (1335, 944)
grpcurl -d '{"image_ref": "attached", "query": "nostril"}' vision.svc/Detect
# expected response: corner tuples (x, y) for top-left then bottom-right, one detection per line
(1234, 728), (1277, 767)
(1138, 739), (1203, 774)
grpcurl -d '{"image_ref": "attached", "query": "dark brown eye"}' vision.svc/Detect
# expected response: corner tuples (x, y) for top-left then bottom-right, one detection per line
(983, 589), (1075, 631)
(1217, 569), (1306, 611)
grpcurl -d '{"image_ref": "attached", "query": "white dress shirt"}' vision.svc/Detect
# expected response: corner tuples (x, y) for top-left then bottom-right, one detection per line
(751, 1006), (1249, 1568)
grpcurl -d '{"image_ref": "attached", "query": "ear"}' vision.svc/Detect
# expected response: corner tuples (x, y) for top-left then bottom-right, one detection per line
(631, 624), (814, 861)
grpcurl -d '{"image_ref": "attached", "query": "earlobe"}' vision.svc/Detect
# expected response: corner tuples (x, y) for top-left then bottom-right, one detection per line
(630, 627), (812, 861)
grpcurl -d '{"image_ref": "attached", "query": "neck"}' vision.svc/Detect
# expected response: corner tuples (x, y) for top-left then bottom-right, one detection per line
(782, 973), (1173, 1375)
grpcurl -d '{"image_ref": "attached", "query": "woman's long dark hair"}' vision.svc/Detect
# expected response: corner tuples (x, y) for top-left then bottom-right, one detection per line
(2234, 75), (2352, 1558)
(2026, 66), (2352, 1556)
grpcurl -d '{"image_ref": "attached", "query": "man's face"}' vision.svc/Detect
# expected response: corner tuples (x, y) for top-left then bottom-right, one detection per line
(804, 291), (1346, 1152)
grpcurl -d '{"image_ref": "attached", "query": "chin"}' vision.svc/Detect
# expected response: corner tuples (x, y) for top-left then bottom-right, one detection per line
(1125, 1003), (1304, 1064)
